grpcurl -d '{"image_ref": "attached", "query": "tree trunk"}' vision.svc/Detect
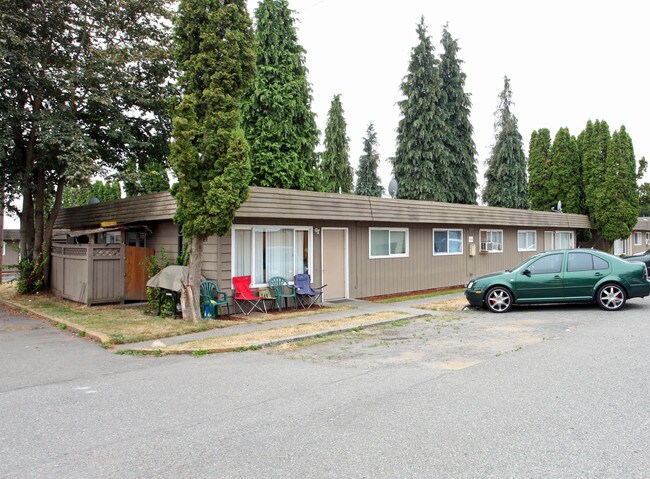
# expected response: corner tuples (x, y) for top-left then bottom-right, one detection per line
(42, 176), (66, 288)
(20, 194), (34, 259)
(33, 168), (45, 259)
(180, 235), (205, 322)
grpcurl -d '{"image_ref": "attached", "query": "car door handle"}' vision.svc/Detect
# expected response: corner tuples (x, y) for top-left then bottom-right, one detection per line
(553, 275), (561, 280)
(594, 272), (603, 277)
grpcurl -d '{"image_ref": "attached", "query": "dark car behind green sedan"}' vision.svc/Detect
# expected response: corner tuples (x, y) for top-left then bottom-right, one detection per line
(465, 249), (650, 313)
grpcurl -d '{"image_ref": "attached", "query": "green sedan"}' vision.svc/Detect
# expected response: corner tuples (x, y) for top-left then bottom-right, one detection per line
(465, 249), (650, 313)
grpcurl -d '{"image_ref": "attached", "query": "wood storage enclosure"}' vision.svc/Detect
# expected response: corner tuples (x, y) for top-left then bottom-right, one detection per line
(50, 244), (125, 306)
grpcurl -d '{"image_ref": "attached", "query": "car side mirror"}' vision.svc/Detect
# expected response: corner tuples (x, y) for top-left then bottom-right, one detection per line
(522, 269), (531, 277)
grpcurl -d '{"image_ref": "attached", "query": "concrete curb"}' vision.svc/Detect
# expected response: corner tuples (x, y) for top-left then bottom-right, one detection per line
(0, 298), (112, 345)
(119, 313), (433, 356)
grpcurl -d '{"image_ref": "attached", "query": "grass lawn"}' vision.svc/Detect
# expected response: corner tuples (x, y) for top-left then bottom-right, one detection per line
(0, 283), (351, 346)
(161, 311), (407, 354)
(416, 297), (471, 312)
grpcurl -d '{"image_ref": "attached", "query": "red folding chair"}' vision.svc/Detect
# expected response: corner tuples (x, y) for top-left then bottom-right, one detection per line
(232, 275), (266, 316)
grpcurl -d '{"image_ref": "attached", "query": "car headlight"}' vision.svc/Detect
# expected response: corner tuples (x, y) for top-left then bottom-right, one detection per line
(466, 281), (474, 289)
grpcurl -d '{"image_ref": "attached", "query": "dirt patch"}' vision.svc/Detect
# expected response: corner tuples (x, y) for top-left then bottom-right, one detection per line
(269, 310), (582, 371)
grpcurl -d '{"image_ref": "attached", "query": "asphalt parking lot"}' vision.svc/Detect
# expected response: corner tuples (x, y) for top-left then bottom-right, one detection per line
(2, 298), (649, 478)
(269, 300), (645, 369)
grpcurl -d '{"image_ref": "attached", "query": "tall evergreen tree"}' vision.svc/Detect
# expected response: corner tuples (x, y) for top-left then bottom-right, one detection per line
(548, 128), (582, 213)
(355, 123), (383, 197)
(590, 126), (639, 243)
(578, 120), (610, 218)
(392, 17), (451, 202)
(242, 0), (320, 191)
(438, 25), (477, 204)
(482, 77), (528, 209)
(321, 95), (353, 193)
(527, 128), (552, 211)
(170, 0), (255, 321)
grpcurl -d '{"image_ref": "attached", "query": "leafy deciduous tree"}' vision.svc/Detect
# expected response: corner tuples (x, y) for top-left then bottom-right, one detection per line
(392, 17), (451, 202)
(0, 0), (174, 290)
(170, 0), (255, 321)
(439, 25), (477, 204)
(321, 94), (353, 193)
(63, 180), (121, 208)
(242, 0), (319, 191)
(355, 123), (383, 197)
(482, 77), (528, 209)
(123, 161), (170, 197)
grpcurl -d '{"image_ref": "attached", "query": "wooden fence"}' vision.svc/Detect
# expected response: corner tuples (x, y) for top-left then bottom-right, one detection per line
(50, 244), (124, 306)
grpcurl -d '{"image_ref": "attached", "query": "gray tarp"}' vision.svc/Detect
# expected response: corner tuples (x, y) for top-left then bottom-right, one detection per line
(146, 265), (189, 292)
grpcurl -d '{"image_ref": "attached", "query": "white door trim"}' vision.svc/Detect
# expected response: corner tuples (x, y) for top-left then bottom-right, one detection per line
(320, 227), (349, 300)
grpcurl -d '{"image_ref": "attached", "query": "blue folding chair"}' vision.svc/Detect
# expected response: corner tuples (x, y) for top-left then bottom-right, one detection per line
(293, 274), (326, 309)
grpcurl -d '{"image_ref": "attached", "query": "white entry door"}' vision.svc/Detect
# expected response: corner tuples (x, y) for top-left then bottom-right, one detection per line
(321, 228), (348, 300)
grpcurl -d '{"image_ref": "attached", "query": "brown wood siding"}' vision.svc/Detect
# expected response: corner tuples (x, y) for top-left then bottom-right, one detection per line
(147, 222), (181, 261)
(55, 191), (176, 229)
(630, 230), (650, 254)
(350, 225), (546, 298)
(2, 240), (20, 265)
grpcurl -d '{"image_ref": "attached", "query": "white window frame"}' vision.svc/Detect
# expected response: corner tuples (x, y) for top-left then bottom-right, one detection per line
(633, 232), (642, 246)
(613, 238), (627, 256)
(231, 225), (313, 288)
(432, 229), (463, 255)
(517, 230), (537, 252)
(646, 232), (650, 246)
(2, 241), (5, 256)
(554, 231), (575, 250)
(479, 229), (503, 253)
(369, 228), (409, 259)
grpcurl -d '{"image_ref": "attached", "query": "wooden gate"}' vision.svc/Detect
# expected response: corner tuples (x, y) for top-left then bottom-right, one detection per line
(125, 246), (154, 301)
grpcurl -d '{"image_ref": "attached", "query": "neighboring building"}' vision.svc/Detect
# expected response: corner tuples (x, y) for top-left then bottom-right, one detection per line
(53, 187), (591, 304)
(613, 217), (650, 256)
(2, 229), (20, 266)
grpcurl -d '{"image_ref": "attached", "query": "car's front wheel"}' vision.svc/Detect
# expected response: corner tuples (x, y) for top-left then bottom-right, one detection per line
(485, 286), (513, 313)
(596, 284), (626, 311)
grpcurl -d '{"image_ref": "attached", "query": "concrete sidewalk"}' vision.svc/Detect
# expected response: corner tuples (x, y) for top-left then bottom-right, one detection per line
(116, 292), (468, 353)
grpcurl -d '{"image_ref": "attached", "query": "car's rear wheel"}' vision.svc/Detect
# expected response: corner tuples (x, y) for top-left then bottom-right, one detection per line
(596, 283), (626, 311)
(485, 286), (513, 313)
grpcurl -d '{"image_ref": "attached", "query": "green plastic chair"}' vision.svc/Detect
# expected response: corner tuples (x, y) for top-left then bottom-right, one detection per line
(267, 276), (297, 312)
(200, 280), (230, 319)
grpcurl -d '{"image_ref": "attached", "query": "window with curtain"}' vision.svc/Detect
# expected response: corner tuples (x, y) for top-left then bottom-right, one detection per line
(369, 228), (408, 258)
(433, 229), (463, 255)
(613, 239), (627, 256)
(479, 229), (503, 252)
(555, 231), (574, 250)
(517, 230), (537, 251)
(233, 227), (311, 285)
